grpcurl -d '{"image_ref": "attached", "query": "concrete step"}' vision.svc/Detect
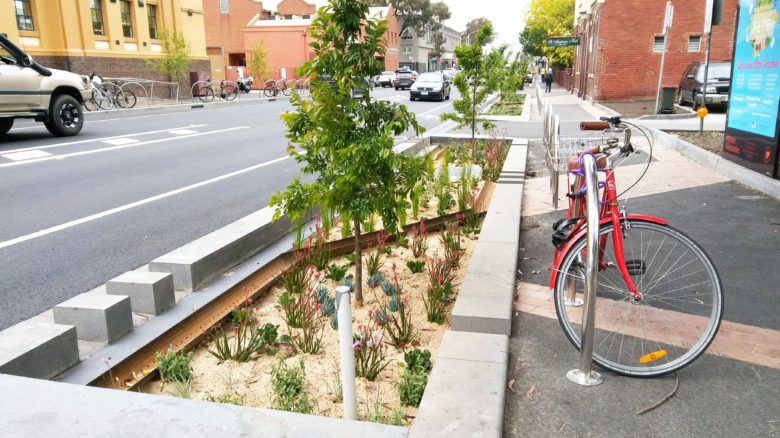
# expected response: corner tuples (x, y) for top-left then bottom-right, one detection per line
(53, 294), (132, 343)
(107, 271), (175, 315)
(0, 320), (78, 379)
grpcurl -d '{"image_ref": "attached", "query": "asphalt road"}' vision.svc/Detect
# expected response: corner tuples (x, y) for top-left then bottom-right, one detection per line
(0, 85), (460, 330)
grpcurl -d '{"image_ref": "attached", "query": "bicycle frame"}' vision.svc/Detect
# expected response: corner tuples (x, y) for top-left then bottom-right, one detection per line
(549, 165), (667, 300)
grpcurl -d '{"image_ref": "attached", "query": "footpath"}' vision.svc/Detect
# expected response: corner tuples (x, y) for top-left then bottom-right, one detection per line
(500, 83), (780, 437)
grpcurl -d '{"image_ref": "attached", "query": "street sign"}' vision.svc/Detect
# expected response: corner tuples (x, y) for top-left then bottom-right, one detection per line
(663, 1), (674, 35)
(545, 37), (580, 47)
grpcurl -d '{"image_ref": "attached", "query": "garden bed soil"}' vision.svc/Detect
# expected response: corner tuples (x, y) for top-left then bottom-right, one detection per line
(601, 100), (692, 118)
(664, 130), (724, 156)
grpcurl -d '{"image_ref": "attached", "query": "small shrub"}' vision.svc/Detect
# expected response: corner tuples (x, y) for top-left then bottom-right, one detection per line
(381, 280), (401, 297)
(315, 285), (329, 304)
(366, 272), (384, 289)
(353, 318), (391, 381)
(322, 296), (336, 316)
(395, 232), (409, 247)
(411, 221), (428, 259)
(397, 367), (427, 407)
(342, 253), (356, 264)
(388, 296), (399, 311)
(270, 356), (313, 414)
(325, 263), (349, 282)
(383, 295), (417, 348)
(330, 312), (339, 330)
(156, 346), (192, 383)
(340, 208), (353, 239)
(340, 275), (354, 291)
(279, 287), (320, 329)
(406, 260), (425, 273)
(404, 349), (432, 374)
(410, 184), (423, 220)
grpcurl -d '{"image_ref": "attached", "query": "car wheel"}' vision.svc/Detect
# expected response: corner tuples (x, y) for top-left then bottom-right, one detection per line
(44, 94), (83, 137)
(410, 96), (415, 101)
(0, 118), (13, 135)
(446, 90), (450, 100)
(691, 92), (698, 107)
(395, 86), (399, 90)
(678, 91), (687, 106)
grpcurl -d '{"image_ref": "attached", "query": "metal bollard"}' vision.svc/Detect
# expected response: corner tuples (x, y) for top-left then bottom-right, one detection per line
(551, 114), (561, 210)
(335, 285), (358, 418)
(566, 153), (604, 386)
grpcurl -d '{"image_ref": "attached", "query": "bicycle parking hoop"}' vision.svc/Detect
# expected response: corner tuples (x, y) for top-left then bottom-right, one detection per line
(565, 151), (604, 387)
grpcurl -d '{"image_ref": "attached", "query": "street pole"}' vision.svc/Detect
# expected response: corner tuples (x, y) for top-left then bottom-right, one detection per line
(699, 32), (712, 135)
(655, 1), (674, 114)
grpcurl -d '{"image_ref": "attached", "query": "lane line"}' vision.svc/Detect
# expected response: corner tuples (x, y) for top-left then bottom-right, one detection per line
(0, 154), (289, 250)
(2, 150), (52, 161)
(102, 138), (139, 146)
(0, 126), (249, 169)
(1, 124), (208, 155)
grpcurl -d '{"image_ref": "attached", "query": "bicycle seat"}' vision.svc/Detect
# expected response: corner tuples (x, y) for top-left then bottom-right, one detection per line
(568, 152), (607, 171)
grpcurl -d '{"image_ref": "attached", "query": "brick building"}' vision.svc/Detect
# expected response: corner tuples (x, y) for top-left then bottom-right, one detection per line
(243, 4), (399, 80)
(277, 0), (315, 18)
(572, 0), (738, 102)
(1, 0), (209, 89)
(203, 0), (271, 81)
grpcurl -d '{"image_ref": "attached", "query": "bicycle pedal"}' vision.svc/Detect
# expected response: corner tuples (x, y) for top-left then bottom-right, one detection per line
(625, 259), (646, 275)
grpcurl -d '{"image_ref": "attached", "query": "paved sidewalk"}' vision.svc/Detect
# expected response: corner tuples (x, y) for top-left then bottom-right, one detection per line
(502, 83), (780, 437)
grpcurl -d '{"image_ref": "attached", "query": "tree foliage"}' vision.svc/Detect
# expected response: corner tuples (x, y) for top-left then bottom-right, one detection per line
(144, 29), (191, 83)
(462, 17), (495, 45)
(269, 0), (424, 306)
(440, 24), (503, 143)
(247, 41), (269, 80)
(428, 1), (451, 58)
(522, 0), (575, 69)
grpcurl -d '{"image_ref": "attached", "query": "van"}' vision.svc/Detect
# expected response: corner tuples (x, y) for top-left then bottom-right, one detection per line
(677, 61), (731, 107)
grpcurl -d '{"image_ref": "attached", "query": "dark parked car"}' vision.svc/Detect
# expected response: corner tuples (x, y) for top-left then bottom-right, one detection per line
(409, 72), (451, 101)
(394, 68), (418, 90)
(314, 75), (369, 99)
(678, 61), (731, 107)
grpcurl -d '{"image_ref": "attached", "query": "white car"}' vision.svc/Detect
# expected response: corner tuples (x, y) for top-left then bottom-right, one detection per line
(378, 71), (395, 87)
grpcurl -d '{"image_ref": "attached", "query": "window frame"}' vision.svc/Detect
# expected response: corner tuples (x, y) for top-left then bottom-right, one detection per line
(90, 0), (106, 36)
(147, 3), (159, 40)
(653, 36), (665, 53)
(688, 35), (701, 52)
(120, 0), (135, 39)
(14, 0), (35, 32)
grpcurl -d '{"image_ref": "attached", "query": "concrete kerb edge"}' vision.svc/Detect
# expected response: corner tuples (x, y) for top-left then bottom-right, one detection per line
(83, 94), (285, 120)
(0, 134), (523, 436)
(652, 128), (780, 201)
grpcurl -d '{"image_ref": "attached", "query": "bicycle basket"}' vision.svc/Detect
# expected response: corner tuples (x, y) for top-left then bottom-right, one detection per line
(547, 134), (611, 173)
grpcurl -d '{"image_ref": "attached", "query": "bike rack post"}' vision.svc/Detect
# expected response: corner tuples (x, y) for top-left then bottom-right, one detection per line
(335, 286), (357, 420)
(551, 114), (561, 210)
(566, 152), (604, 386)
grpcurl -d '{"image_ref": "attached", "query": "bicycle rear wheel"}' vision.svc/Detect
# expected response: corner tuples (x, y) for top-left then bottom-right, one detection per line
(553, 220), (723, 377)
(84, 98), (97, 112)
(114, 90), (137, 109)
(264, 85), (278, 98)
(94, 89), (113, 110)
(221, 83), (238, 101)
(198, 87), (215, 103)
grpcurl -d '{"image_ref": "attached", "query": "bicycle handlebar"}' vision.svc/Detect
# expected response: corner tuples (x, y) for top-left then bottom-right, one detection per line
(580, 121), (609, 130)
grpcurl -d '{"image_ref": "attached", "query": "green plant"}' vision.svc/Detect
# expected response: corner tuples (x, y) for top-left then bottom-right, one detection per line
(388, 295), (399, 311)
(422, 284), (447, 324)
(309, 227), (331, 272)
(482, 136), (509, 182)
(315, 285), (329, 304)
(322, 296), (336, 316)
(330, 312), (339, 330)
(247, 40), (269, 82)
(440, 218), (464, 269)
(325, 263), (349, 282)
(340, 275), (354, 291)
(277, 260), (313, 295)
(396, 197), (408, 230)
(434, 167), (454, 216)
(339, 208), (352, 239)
(279, 287), (321, 329)
(270, 356), (313, 414)
(204, 374), (243, 406)
(381, 280), (401, 297)
(168, 378), (192, 399)
(328, 374), (343, 402)
(411, 221), (429, 258)
(155, 346), (192, 383)
(353, 318), (391, 381)
(144, 29), (191, 83)
(404, 349), (432, 374)
(364, 230), (389, 276)
(290, 316), (324, 355)
(395, 232), (409, 247)
(367, 272), (384, 289)
(342, 253), (356, 264)
(427, 256), (456, 290)
(397, 367), (428, 407)
(383, 294), (417, 348)
(406, 260), (426, 273)
(410, 184), (423, 220)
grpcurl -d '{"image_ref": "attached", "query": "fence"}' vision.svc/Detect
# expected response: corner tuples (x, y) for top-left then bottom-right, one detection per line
(104, 77), (180, 107)
(553, 68), (573, 91)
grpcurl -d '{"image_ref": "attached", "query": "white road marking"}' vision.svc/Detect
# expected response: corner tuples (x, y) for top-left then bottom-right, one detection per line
(1, 150), (52, 161)
(102, 138), (139, 146)
(418, 101), (453, 116)
(0, 124), (208, 155)
(0, 154), (289, 250)
(168, 129), (199, 135)
(0, 126), (249, 169)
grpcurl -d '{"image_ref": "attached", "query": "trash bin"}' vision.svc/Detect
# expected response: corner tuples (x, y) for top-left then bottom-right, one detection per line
(660, 85), (677, 114)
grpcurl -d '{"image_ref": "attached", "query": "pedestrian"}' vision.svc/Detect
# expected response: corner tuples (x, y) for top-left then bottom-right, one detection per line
(545, 70), (553, 93)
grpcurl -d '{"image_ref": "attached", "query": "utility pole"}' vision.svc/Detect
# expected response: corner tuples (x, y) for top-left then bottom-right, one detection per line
(700, 0), (723, 134)
(655, 1), (673, 114)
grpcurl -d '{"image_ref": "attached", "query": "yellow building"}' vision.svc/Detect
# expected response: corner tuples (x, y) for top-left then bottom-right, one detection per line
(1, 0), (209, 85)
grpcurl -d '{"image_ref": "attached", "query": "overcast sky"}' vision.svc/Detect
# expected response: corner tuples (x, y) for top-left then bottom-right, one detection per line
(308, 0), (532, 54)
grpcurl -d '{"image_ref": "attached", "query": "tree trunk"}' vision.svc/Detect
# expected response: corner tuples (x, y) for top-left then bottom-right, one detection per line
(353, 219), (363, 308)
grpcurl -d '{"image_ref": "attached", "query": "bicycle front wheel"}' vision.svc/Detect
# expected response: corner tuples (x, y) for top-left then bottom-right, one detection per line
(553, 220), (723, 377)
(94, 90), (113, 110)
(198, 87), (215, 103)
(114, 90), (137, 109)
(264, 86), (278, 98)
(221, 83), (238, 101)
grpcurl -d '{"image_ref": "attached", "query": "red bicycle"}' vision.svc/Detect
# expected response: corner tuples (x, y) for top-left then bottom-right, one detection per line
(550, 117), (723, 377)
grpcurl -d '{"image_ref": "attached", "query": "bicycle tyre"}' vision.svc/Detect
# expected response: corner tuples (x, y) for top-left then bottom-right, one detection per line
(84, 98), (97, 112)
(282, 84), (292, 96)
(553, 220), (723, 377)
(264, 85), (278, 98)
(198, 87), (215, 103)
(114, 90), (137, 109)
(221, 83), (238, 101)
(94, 89), (113, 110)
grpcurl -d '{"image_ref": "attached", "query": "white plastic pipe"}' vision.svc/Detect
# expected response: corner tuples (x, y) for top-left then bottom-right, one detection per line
(335, 285), (357, 420)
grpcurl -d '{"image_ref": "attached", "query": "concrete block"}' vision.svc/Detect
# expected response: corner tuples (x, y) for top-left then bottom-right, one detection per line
(0, 321), (79, 379)
(54, 294), (132, 343)
(107, 271), (175, 315)
(149, 207), (302, 291)
(410, 331), (509, 438)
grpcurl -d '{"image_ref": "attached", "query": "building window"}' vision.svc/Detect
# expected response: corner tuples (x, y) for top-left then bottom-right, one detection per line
(653, 36), (665, 52)
(14, 0), (35, 31)
(402, 45), (411, 54)
(147, 4), (158, 39)
(90, 0), (105, 35)
(120, 0), (134, 38)
(688, 35), (701, 52)
(219, 0), (229, 14)
(302, 14), (310, 19)
(284, 14), (293, 19)
(401, 28), (412, 39)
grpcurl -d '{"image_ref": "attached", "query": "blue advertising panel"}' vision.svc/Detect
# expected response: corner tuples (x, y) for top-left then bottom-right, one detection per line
(724, 0), (780, 177)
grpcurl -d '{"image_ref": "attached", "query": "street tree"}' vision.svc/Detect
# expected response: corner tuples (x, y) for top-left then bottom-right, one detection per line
(518, 26), (547, 57)
(523, 0), (575, 69)
(428, 1), (451, 58)
(247, 41), (269, 81)
(144, 29), (191, 84)
(269, 0), (424, 307)
(462, 17), (495, 45)
(440, 23), (499, 144)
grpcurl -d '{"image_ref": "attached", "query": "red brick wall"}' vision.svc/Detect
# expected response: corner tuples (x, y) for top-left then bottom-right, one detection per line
(277, 0), (315, 16)
(203, 0), (268, 64)
(578, 0), (737, 102)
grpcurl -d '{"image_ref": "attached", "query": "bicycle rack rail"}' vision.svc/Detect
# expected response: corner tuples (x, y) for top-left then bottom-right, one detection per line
(106, 77), (179, 107)
(566, 152), (603, 386)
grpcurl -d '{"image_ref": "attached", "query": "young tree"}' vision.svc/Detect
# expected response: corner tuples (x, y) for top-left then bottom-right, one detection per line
(269, 0), (424, 307)
(440, 23), (498, 144)
(462, 17), (495, 45)
(523, 0), (575, 69)
(428, 1), (451, 58)
(144, 29), (191, 83)
(247, 41), (269, 81)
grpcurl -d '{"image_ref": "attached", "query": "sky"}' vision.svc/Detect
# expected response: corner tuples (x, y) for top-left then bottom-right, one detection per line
(308, 0), (532, 54)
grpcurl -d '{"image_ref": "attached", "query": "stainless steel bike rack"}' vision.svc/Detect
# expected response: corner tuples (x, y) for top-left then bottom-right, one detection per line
(119, 81), (149, 107)
(550, 114), (561, 210)
(566, 152), (604, 386)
